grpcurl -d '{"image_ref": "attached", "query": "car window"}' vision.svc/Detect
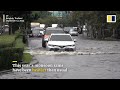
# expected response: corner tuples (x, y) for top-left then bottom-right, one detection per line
(50, 35), (72, 41)
(39, 29), (43, 31)
(45, 30), (64, 35)
(64, 27), (73, 31)
(74, 28), (77, 31)
(32, 30), (40, 34)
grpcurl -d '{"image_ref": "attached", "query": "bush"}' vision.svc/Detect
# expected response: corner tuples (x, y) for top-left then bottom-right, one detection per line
(23, 53), (32, 63)
(0, 35), (16, 48)
(15, 30), (22, 40)
(0, 47), (24, 70)
(0, 30), (27, 71)
(0, 30), (23, 49)
(0, 42), (15, 48)
(15, 36), (25, 48)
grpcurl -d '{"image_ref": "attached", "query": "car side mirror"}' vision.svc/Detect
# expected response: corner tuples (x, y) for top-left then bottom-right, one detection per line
(74, 39), (76, 42)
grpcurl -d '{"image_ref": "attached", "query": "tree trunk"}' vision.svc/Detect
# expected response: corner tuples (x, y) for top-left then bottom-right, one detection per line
(97, 28), (102, 39)
(112, 28), (115, 38)
(102, 28), (105, 39)
(9, 23), (12, 35)
(25, 22), (26, 29)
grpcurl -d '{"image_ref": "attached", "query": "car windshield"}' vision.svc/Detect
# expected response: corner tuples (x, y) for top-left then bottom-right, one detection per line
(74, 28), (77, 31)
(50, 35), (72, 41)
(70, 28), (77, 31)
(64, 27), (73, 31)
(32, 30), (40, 34)
(39, 29), (43, 31)
(45, 30), (64, 35)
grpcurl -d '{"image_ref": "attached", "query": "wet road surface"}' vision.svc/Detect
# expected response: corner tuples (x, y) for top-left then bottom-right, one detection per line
(1, 35), (120, 79)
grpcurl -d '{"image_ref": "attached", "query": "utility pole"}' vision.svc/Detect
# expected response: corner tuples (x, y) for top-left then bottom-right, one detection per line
(3, 14), (5, 33)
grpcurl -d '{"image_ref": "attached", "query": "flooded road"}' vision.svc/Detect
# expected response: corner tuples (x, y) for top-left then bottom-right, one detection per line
(1, 35), (120, 79)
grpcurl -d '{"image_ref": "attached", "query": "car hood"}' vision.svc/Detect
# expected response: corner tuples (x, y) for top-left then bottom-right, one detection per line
(70, 31), (77, 33)
(48, 41), (75, 46)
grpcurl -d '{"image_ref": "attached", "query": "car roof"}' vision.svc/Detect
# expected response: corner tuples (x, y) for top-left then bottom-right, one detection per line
(51, 33), (71, 35)
(46, 27), (63, 30)
(64, 27), (73, 28)
(73, 27), (77, 28)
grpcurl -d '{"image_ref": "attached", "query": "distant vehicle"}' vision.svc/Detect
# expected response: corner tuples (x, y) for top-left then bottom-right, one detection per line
(82, 25), (87, 31)
(42, 27), (65, 48)
(69, 28), (78, 36)
(32, 29), (41, 37)
(46, 33), (76, 51)
(29, 28), (44, 37)
(31, 22), (40, 27)
(46, 27), (55, 29)
(64, 27), (73, 33)
(73, 27), (77, 29)
(31, 22), (40, 30)
(40, 24), (45, 28)
(5, 25), (9, 27)
(52, 24), (58, 28)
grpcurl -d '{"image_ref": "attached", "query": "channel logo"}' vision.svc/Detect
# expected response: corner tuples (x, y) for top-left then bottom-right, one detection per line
(107, 15), (116, 23)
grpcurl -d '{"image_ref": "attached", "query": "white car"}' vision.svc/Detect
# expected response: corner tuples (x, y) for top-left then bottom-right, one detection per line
(46, 34), (76, 51)
(69, 28), (78, 36)
(82, 25), (87, 31)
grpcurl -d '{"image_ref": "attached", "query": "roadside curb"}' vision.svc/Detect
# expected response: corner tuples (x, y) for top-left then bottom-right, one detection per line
(29, 55), (39, 65)
(0, 69), (12, 74)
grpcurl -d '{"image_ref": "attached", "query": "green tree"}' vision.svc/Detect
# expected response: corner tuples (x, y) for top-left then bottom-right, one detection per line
(30, 11), (51, 21)
(37, 16), (59, 26)
(68, 11), (120, 39)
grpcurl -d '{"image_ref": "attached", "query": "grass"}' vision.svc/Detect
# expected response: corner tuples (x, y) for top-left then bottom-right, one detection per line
(15, 37), (32, 64)
(0, 30), (21, 45)
(15, 36), (26, 48)
(0, 31), (33, 64)
(0, 35), (16, 48)
(0, 35), (16, 45)
(0, 34), (26, 48)
(23, 53), (32, 63)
